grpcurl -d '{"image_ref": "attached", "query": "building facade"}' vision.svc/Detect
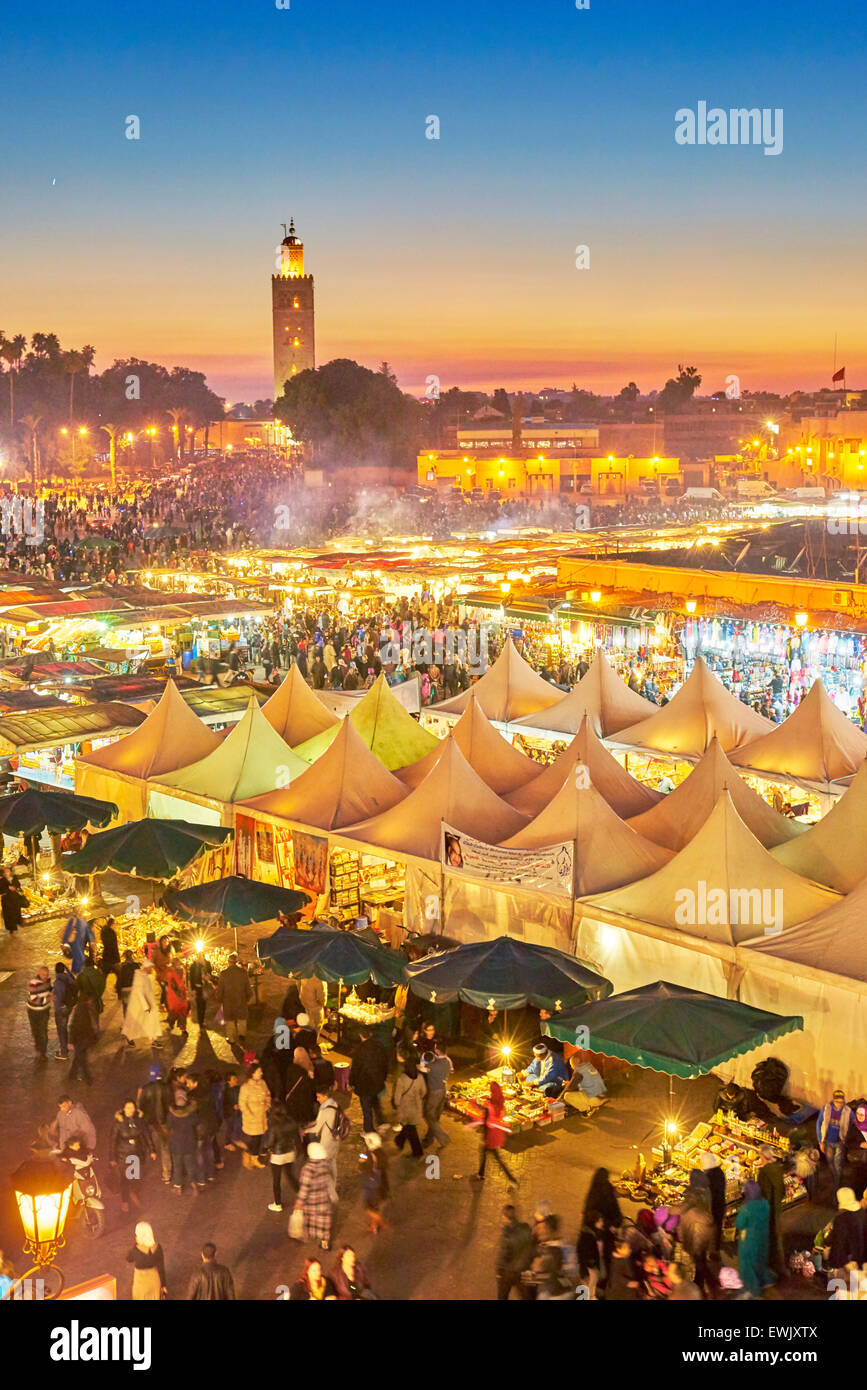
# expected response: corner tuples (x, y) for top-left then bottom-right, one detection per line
(272, 219), (315, 401)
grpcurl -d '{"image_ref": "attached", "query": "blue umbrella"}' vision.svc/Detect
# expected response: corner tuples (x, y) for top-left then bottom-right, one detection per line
(404, 935), (611, 1012)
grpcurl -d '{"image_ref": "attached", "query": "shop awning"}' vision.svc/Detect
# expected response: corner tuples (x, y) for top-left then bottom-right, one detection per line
(62, 818), (233, 879)
(543, 981), (803, 1079)
(0, 701), (147, 754)
(404, 935), (612, 1011)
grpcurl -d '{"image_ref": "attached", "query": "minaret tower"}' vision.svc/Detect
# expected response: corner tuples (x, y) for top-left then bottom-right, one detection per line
(271, 218), (315, 400)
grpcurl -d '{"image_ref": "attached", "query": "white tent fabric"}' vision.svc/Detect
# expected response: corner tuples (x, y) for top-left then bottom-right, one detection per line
(510, 649), (657, 737)
(502, 779), (673, 895)
(432, 636), (563, 722)
(612, 656), (774, 757)
(728, 680), (867, 788)
(335, 737), (528, 867)
(74, 679), (222, 821)
(150, 696), (308, 805)
(627, 736), (805, 851)
(262, 664), (340, 745)
(239, 715), (408, 831)
(744, 876), (867, 981)
(505, 714), (663, 819)
(398, 691), (539, 794)
(579, 791), (839, 945)
(770, 758), (867, 891)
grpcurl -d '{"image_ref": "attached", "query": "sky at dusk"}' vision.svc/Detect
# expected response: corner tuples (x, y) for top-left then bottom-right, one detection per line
(2, 0), (865, 403)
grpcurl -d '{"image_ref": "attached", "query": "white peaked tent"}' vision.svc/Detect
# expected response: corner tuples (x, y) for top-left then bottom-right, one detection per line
(147, 696), (308, 825)
(398, 691), (539, 794)
(612, 656), (774, 758)
(511, 649), (657, 737)
(505, 714), (663, 819)
(335, 737), (528, 868)
(627, 736), (806, 852)
(431, 636), (564, 723)
(240, 716), (408, 832)
(502, 779), (673, 896)
(262, 664), (340, 745)
(578, 791), (839, 945)
(771, 757), (867, 890)
(728, 680), (867, 790)
(74, 679), (222, 821)
(744, 879), (867, 983)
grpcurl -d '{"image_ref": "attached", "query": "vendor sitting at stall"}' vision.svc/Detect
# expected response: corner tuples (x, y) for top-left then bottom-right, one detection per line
(565, 1057), (608, 1114)
(714, 1078), (750, 1120)
(520, 1044), (570, 1099)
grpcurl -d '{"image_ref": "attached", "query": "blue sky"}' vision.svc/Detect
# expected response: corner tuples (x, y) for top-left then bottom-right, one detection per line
(1, 0), (863, 400)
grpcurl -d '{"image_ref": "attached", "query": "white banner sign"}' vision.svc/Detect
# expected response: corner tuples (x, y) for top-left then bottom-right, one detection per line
(441, 822), (574, 898)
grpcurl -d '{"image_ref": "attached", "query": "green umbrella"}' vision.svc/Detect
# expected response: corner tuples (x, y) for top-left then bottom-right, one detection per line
(0, 786), (117, 836)
(256, 927), (405, 987)
(61, 818), (233, 880)
(542, 981), (803, 1078)
(165, 875), (310, 951)
(404, 935), (611, 1012)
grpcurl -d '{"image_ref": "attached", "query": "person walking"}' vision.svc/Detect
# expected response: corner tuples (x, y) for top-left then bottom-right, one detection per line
(331, 1247), (372, 1300)
(52, 962), (76, 1061)
(186, 1242), (236, 1300)
(0, 865), (26, 935)
(188, 950), (214, 1028)
(76, 952), (106, 1027)
(420, 1037), (453, 1149)
(701, 1152), (726, 1250)
(126, 1221), (167, 1301)
(166, 1090), (202, 1195)
(496, 1203), (533, 1300)
(215, 953), (252, 1045)
(267, 1103), (299, 1212)
(349, 1026), (389, 1133)
(358, 1131), (389, 1234)
(757, 1144), (786, 1276)
(26, 965), (52, 1062)
(98, 919), (121, 993)
(67, 996), (98, 1085)
(305, 1086), (345, 1181)
(137, 1064), (172, 1185)
(238, 1063), (271, 1169)
(109, 1100), (156, 1213)
(122, 960), (164, 1049)
(735, 1181), (774, 1298)
(470, 1081), (517, 1185)
(392, 1052), (426, 1159)
(117, 951), (138, 1017)
(60, 910), (94, 974)
(818, 1088), (853, 1190)
(165, 955), (190, 1037)
(292, 1142), (338, 1252)
(299, 976), (326, 1035)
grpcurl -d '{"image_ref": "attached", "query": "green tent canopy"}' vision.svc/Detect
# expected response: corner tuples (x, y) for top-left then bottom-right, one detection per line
(256, 925), (406, 988)
(543, 980), (803, 1080)
(404, 935), (612, 1012)
(293, 674), (439, 770)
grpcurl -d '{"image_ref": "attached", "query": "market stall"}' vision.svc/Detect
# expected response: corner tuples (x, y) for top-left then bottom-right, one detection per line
(542, 982), (805, 1223)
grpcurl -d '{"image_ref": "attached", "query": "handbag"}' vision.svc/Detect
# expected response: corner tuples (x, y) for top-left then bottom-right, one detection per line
(288, 1205), (304, 1241)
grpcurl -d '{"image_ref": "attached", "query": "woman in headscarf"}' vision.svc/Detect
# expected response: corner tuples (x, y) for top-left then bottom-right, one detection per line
(165, 955), (190, 1037)
(126, 1221), (167, 1300)
(292, 1142), (338, 1251)
(850, 1105), (867, 1198)
(392, 1051), (427, 1159)
(735, 1180), (774, 1298)
(469, 1080), (517, 1186)
(825, 1187), (867, 1276)
(122, 960), (165, 1049)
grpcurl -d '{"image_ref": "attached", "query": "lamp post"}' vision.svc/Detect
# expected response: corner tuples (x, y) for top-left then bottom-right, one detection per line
(4, 1155), (74, 1299)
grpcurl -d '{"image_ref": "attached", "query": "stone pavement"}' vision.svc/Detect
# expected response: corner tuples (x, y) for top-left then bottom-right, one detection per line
(0, 907), (834, 1301)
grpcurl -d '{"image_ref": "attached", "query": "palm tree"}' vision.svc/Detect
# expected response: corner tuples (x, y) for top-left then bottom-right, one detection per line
(19, 414), (42, 489)
(4, 333), (27, 426)
(63, 350), (85, 424)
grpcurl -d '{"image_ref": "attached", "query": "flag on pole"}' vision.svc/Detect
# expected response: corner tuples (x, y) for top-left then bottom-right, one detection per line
(832, 367), (846, 383)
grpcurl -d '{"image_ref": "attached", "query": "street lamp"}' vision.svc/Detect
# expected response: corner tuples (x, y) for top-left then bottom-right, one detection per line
(6, 1155), (73, 1299)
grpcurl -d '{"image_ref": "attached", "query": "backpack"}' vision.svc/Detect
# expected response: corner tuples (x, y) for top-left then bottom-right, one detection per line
(329, 1103), (351, 1142)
